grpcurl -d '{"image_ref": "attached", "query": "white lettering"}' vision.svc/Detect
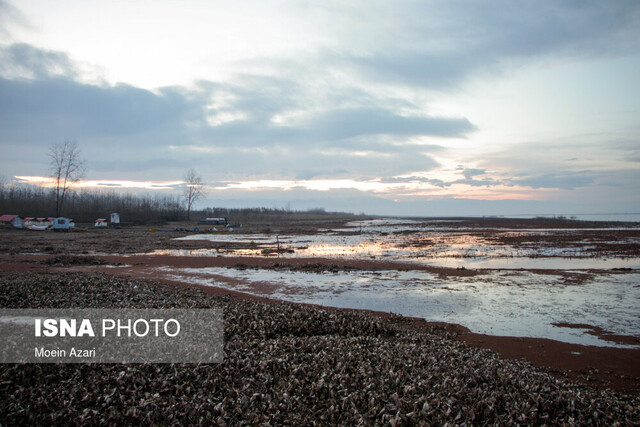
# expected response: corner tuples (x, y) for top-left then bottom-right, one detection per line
(165, 319), (180, 337)
(118, 319), (132, 336)
(133, 319), (149, 337)
(34, 319), (95, 337)
(34, 347), (66, 358)
(69, 347), (96, 358)
(101, 318), (181, 337)
(77, 319), (95, 337)
(43, 319), (58, 337)
(102, 319), (115, 335)
(59, 319), (75, 336)
(150, 319), (163, 335)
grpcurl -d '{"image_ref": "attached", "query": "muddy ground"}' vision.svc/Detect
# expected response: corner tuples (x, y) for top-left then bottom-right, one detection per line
(1, 216), (639, 404)
(1, 270), (639, 425)
(2, 216), (639, 256)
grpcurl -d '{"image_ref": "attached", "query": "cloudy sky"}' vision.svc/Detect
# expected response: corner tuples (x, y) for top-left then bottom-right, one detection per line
(1, 1), (639, 216)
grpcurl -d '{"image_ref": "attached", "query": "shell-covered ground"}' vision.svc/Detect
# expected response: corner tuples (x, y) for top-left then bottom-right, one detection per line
(1, 271), (638, 425)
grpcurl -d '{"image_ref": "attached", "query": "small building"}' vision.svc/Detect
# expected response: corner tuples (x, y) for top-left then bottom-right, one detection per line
(199, 217), (227, 225)
(95, 218), (107, 228)
(23, 217), (35, 226)
(0, 215), (24, 229)
(52, 217), (71, 232)
(34, 217), (54, 227)
(110, 213), (120, 225)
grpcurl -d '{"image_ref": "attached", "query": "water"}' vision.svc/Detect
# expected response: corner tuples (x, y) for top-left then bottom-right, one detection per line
(163, 218), (640, 347)
(171, 219), (640, 270)
(158, 266), (640, 348)
(456, 213), (640, 222)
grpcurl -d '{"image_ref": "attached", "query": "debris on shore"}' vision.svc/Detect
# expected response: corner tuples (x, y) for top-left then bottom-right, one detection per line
(41, 255), (108, 266)
(1, 272), (638, 425)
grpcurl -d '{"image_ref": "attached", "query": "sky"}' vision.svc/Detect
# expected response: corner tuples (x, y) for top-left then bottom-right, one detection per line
(1, 0), (639, 217)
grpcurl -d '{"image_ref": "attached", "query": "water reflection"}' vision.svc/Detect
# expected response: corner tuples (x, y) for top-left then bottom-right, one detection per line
(157, 265), (640, 348)
(167, 219), (640, 269)
(148, 219), (640, 346)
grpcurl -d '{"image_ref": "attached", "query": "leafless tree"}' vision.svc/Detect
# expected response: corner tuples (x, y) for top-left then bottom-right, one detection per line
(49, 140), (85, 217)
(183, 168), (206, 221)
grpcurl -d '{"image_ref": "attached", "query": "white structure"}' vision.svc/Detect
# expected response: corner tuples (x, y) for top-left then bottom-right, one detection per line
(95, 218), (107, 228)
(52, 217), (70, 231)
(37, 217), (54, 227)
(199, 217), (227, 225)
(0, 215), (23, 229)
(110, 213), (120, 225)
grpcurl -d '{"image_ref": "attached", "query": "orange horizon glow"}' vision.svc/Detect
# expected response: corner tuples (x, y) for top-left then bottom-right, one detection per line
(13, 175), (552, 202)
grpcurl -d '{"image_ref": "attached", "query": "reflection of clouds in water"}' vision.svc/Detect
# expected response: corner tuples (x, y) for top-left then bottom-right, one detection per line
(157, 266), (640, 348)
(168, 219), (640, 269)
(154, 219), (640, 346)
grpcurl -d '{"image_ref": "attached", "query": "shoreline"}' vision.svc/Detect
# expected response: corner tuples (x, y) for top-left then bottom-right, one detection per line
(2, 268), (638, 424)
(2, 253), (639, 394)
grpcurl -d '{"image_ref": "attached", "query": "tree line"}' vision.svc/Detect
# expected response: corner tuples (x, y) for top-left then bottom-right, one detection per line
(2, 139), (355, 224)
(0, 181), (184, 224)
(0, 181), (356, 225)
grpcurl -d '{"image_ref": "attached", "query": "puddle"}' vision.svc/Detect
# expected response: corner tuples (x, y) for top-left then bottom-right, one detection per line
(152, 246), (640, 270)
(150, 219), (640, 346)
(412, 257), (640, 270)
(170, 219), (640, 270)
(158, 266), (640, 348)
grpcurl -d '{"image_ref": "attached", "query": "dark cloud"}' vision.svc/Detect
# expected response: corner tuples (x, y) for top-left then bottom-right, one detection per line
(294, 169), (349, 180)
(197, 76), (474, 148)
(347, 0), (640, 88)
(453, 178), (501, 187)
(207, 146), (441, 180)
(0, 43), (467, 180)
(458, 168), (486, 179)
(305, 108), (475, 140)
(0, 79), (206, 145)
(510, 172), (596, 190)
(89, 158), (196, 174)
(0, 43), (77, 79)
(379, 176), (448, 188)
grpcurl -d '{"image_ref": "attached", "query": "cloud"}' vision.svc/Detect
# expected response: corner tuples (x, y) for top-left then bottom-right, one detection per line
(0, 0), (29, 38)
(304, 108), (474, 140)
(509, 172), (596, 190)
(0, 52), (208, 148)
(458, 168), (486, 179)
(342, 0), (640, 88)
(1, 1), (638, 216)
(0, 43), (77, 80)
(196, 75), (474, 147)
(379, 176), (448, 188)
(0, 43), (472, 181)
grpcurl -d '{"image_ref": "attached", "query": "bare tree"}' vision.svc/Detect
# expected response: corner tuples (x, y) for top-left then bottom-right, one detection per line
(183, 168), (206, 221)
(49, 140), (85, 217)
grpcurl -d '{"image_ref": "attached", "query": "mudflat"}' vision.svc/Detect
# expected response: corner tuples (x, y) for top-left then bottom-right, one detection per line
(1, 216), (639, 423)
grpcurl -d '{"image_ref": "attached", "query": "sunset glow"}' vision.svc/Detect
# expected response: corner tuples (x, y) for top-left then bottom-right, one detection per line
(2, 1), (639, 215)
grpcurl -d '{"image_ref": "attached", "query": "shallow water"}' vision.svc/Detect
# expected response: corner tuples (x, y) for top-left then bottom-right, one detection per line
(165, 219), (640, 346)
(174, 218), (640, 267)
(158, 265), (640, 348)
